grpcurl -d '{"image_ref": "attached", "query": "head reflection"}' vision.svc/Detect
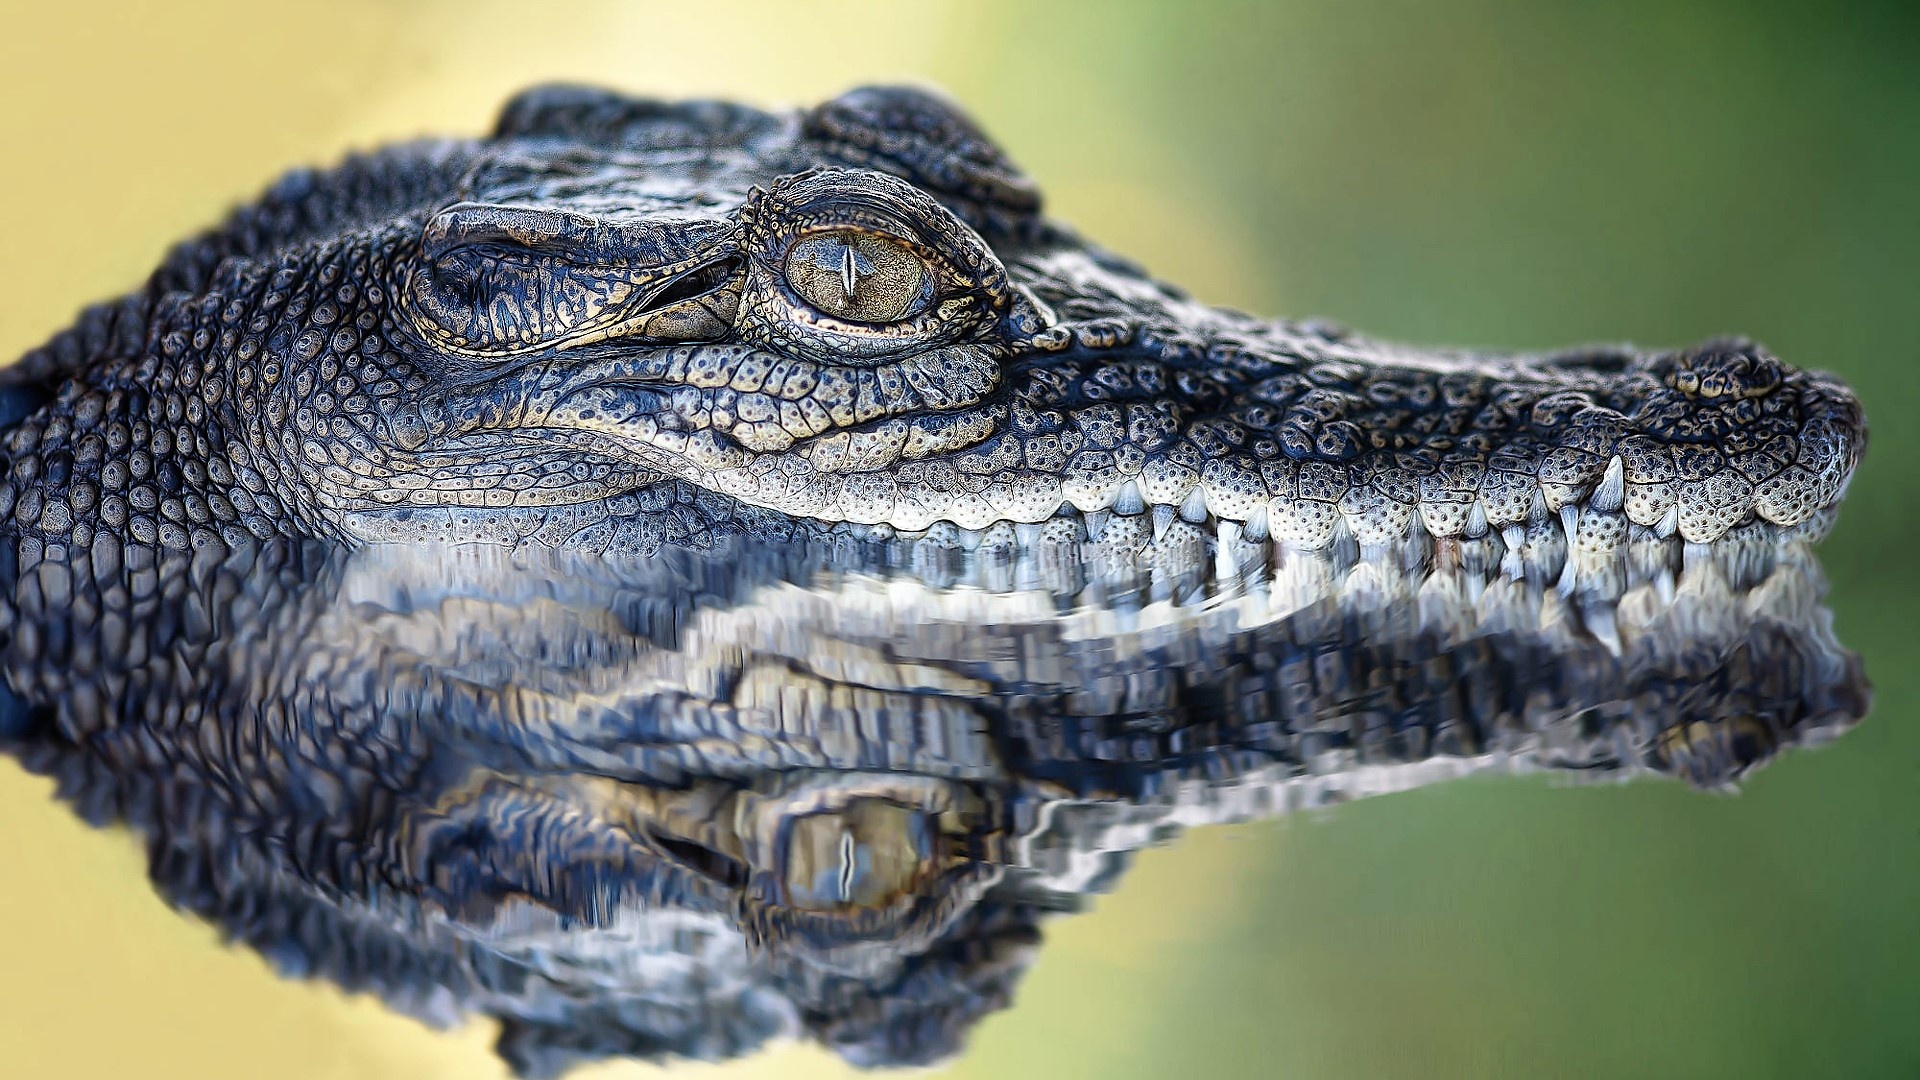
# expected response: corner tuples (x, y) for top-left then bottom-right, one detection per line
(0, 518), (1866, 1076)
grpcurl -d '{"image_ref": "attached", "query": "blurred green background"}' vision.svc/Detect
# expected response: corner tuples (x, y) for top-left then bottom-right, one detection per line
(0, 2), (1915, 1077)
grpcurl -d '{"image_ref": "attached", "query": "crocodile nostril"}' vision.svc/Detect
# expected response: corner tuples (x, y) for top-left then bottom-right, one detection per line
(1664, 339), (1785, 400)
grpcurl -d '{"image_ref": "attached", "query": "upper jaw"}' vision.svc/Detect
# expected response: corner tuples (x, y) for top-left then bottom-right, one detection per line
(359, 317), (1863, 559)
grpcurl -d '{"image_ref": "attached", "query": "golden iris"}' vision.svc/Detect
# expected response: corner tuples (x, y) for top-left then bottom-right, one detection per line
(783, 230), (930, 323)
(781, 801), (932, 910)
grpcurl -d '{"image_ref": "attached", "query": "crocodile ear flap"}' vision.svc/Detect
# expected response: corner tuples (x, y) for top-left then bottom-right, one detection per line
(491, 83), (780, 149)
(805, 86), (1042, 239)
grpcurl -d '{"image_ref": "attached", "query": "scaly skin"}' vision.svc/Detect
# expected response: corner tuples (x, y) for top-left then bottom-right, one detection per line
(0, 86), (1871, 1076)
(0, 85), (1865, 562)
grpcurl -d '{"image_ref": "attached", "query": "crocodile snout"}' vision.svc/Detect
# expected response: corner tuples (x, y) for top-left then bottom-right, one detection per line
(1619, 339), (1864, 540)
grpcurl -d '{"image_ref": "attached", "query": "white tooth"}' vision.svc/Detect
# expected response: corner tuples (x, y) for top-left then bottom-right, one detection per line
(1152, 504), (1177, 540)
(1557, 554), (1579, 597)
(1560, 504), (1580, 541)
(1528, 487), (1550, 523)
(1584, 603), (1623, 656)
(1179, 486), (1209, 523)
(1655, 505), (1679, 539)
(1113, 480), (1144, 516)
(1501, 550), (1525, 581)
(1014, 523), (1043, 547)
(1465, 500), (1489, 538)
(1502, 525), (1527, 555)
(1591, 455), (1625, 512)
(1655, 566), (1677, 604)
(1216, 520), (1242, 579)
(1242, 504), (1270, 542)
(1084, 510), (1111, 540)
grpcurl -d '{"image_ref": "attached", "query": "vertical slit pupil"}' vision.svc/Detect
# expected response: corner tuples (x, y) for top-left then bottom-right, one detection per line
(838, 829), (857, 902)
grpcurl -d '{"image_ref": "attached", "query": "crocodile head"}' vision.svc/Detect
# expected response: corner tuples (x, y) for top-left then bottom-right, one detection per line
(0, 83), (1875, 1079)
(1, 84), (1866, 564)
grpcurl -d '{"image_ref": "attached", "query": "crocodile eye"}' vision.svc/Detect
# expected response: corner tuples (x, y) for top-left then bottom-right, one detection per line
(783, 230), (930, 324)
(781, 800), (933, 911)
(738, 170), (1017, 363)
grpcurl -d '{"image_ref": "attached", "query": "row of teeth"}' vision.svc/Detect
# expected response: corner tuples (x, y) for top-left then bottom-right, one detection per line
(812, 459), (1833, 576)
(767, 445), (1850, 555)
(787, 453), (1844, 653)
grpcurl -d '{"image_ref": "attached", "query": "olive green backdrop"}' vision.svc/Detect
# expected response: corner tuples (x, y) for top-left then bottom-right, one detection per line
(0, 2), (1913, 1077)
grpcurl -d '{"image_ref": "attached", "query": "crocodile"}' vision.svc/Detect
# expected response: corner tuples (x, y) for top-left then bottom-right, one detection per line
(0, 85), (1870, 1076)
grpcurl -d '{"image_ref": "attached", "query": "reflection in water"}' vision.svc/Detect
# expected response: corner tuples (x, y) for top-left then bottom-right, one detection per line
(0, 528), (1865, 1076)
